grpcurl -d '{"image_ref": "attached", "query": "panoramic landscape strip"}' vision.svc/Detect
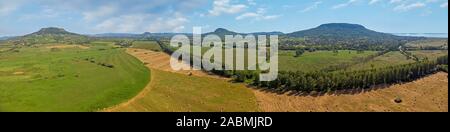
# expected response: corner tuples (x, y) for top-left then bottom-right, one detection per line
(0, 0), (448, 113)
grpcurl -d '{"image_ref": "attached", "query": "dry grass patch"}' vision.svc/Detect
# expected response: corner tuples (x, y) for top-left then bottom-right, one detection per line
(46, 44), (89, 49)
(254, 72), (448, 112)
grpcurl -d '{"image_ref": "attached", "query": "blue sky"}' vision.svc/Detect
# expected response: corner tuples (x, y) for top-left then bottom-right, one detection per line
(0, 0), (448, 36)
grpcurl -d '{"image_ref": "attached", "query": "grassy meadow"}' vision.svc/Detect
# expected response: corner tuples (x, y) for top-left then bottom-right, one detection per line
(131, 41), (162, 51)
(279, 50), (377, 72)
(0, 43), (150, 112)
(109, 69), (259, 112)
(410, 50), (448, 60)
(348, 51), (416, 71)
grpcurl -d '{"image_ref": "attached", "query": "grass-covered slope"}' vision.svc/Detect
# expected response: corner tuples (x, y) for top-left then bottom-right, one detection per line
(0, 44), (150, 112)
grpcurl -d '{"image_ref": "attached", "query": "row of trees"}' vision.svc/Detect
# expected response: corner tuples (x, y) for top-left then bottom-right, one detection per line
(158, 41), (447, 93)
(233, 60), (443, 92)
(437, 55), (448, 65)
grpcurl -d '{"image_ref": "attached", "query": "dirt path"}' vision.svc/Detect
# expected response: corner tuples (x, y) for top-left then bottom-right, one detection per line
(253, 72), (448, 112)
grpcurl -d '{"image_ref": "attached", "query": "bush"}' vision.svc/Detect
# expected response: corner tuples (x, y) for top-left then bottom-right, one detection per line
(394, 97), (403, 103)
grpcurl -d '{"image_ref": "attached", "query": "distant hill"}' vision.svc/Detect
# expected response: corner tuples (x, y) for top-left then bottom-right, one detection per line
(203, 28), (284, 39)
(0, 36), (14, 41)
(91, 33), (142, 38)
(26, 27), (78, 36)
(286, 23), (403, 39)
(392, 33), (448, 38)
(15, 27), (90, 45)
(283, 23), (423, 49)
(92, 32), (189, 39)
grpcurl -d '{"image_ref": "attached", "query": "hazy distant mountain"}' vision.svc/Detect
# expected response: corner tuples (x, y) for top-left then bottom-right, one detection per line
(92, 32), (189, 39)
(17, 27), (90, 44)
(204, 28), (284, 39)
(284, 23), (423, 46)
(287, 23), (397, 39)
(250, 31), (284, 36)
(26, 27), (79, 36)
(392, 33), (448, 38)
(0, 36), (14, 40)
(91, 33), (142, 38)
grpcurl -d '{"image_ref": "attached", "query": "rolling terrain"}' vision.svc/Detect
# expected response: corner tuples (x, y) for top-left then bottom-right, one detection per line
(253, 72), (448, 112)
(0, 43), (150, 112)
(0, 25), (447, 112)
(104, 49), (259, 112)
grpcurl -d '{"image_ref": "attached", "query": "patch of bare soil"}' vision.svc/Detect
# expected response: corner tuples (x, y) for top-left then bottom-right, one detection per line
(125, 48), (225, 79)
(253, 72), (448, 112)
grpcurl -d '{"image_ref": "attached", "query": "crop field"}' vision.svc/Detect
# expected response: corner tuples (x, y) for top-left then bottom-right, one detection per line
(349, 51), (416, 71)
(253, 72), (448, 112)
(167, 44), (379, 72)
(105, 49), (259, 112)
(131, 41), (162, 51)
(279, 50), (377, 72)
(405, 39), (448, 48)
(0, 43), (150, 112)
(410, 50), (448, 60)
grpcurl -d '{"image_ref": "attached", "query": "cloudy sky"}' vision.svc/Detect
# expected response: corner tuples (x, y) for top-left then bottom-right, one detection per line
(0, 0), (448, 36)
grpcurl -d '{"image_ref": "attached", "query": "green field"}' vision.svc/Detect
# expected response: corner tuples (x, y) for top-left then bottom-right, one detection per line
(111, 69), (259, 112)
(0, 43), (150, 112)
(349, 51), (416, 71)
(405, 39), (448, 48)
(169, 44), (379, 72)
(131, 41), (162, 51)
(279, 50), (377, 72)
(410, 50), (448, 60)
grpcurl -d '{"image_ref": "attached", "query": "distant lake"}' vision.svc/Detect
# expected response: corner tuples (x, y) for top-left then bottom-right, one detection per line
(392, 33), (448, 38)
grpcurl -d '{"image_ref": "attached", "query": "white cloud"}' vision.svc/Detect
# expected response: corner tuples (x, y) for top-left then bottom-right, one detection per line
(369, 0), (382, 5)
(147, 13), (189, 33)
(0, 0), (23, 16)
(394, 2), (426, 12)
(83, 5), (117, 21)
(301, 1), (323, 13)
(94, 12), (188, 33)
(332, 0), (359, 9)
(390, 0), (403, 4)
(236, 8), (280, 20)
(441, 2), (448, 8)
(247, 0), (256, 5)
(208, 0), (247, 16)
(95, 14), (147, 33)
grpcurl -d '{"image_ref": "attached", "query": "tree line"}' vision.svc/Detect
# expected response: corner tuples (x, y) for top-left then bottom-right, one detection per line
(158, 41), (447, 93)
(237, 60), (444, 92)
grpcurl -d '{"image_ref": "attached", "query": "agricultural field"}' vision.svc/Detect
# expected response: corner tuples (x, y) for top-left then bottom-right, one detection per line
(405, 39), (448, 48)
(131, 41), (162, 52)
(0, 43), (150, 112)
(253, 72), (448, 112)
(349, 51), (416, 71)
(169, 45), (379, 72)
(410, 50), (448, 60)
(105, 49), (259, 112)
(279, 50), (377, 72)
